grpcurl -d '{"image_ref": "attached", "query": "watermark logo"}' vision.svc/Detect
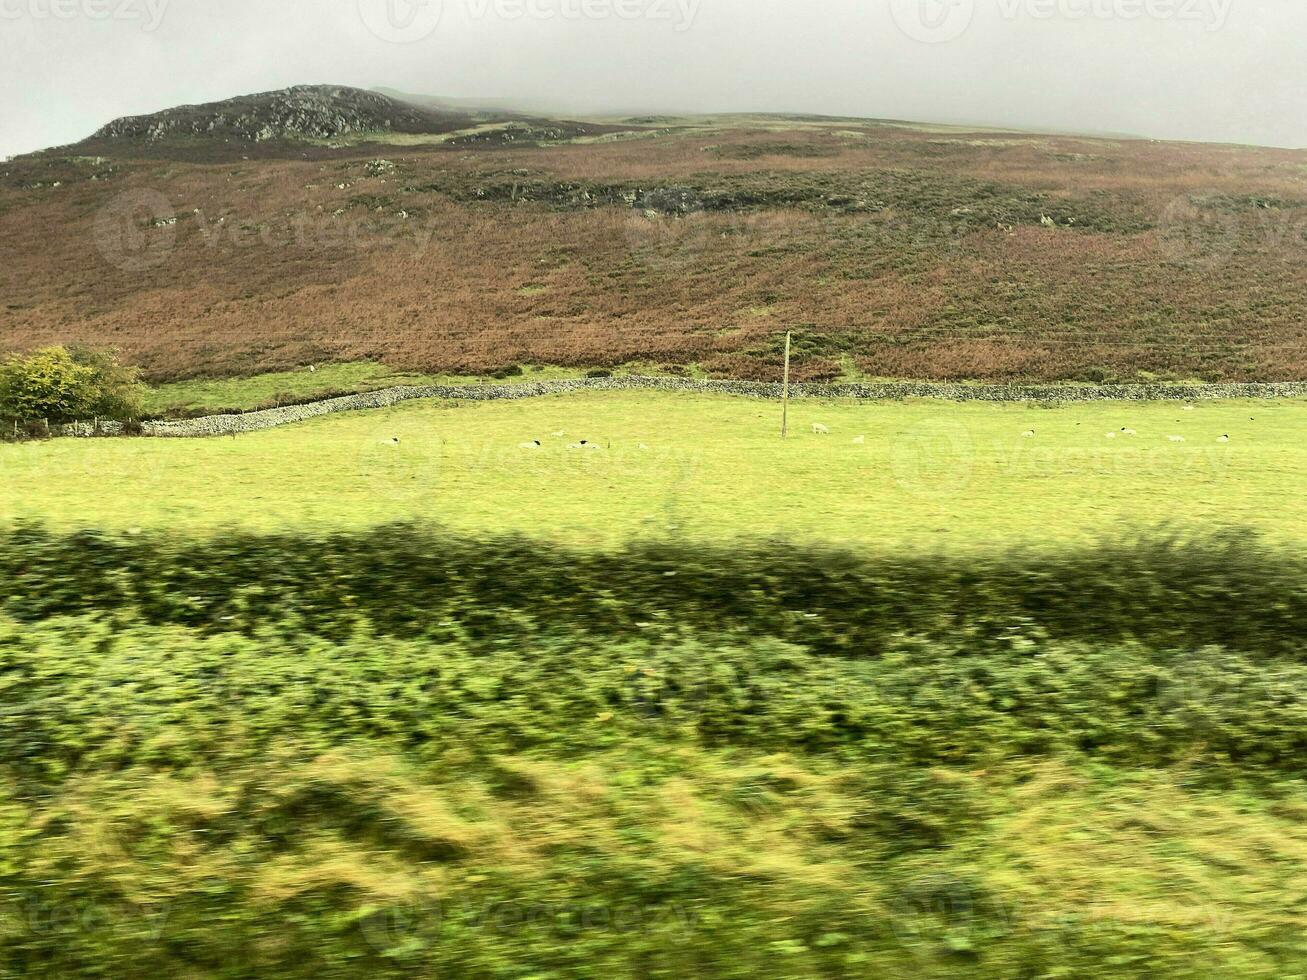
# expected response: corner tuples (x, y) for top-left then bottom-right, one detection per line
(1157, 195), (1240, 269)
(623, 207), (797, 275)
(359, 900), (441, 953)
(465, 0), (700, 30)
(357, 0), (444, 43)
(10, 895), (171, 944)
(889, 874), (1014, 955)
(359, 0), (700, 40)
(93, 188), (176, 272)
(0, 0), (170, 31)
(357, 422), (445, 505)
(890, 0), (976, 44)
(890, 0), (1233, 44)
(92, 185), (442, 272)
(193, 209), (440, 257)
(890, 419), (976, 499)
(1158, 193), (1307, 270)
(1003, 0), (1234, 30)
(358, 896), (695, 951)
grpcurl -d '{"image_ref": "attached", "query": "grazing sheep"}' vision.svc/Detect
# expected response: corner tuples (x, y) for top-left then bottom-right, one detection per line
(308, 365), (317, 374)
(1122, 428), (1138, 436)
(1106, 432), (1118, 439)
(519, 440), (542, 449)
(1168, 435), (1186, 443)
(567, 440), (601, 451)
(1183, 405), (1195, 412)
(812, 423), (830, 436)
(1022, 430), (1035, 438)
(552, 430), (567, 439)
(1218, 434), (1230, 443)
(385, 437), (400, 446)
(852, 435), (866, 445)
(638, 443), (651, 451)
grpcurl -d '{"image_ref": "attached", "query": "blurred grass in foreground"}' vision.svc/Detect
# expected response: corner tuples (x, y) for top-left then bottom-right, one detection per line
(0, 527), (1304, 975)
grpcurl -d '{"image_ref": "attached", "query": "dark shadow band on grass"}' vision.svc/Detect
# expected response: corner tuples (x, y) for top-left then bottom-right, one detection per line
(1, 522), (1301, 658)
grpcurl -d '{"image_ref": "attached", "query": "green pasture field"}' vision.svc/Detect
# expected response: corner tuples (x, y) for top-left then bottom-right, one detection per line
(3, 391), (1303, 547)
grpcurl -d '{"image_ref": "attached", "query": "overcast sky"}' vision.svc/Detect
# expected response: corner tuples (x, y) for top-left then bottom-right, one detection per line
(1, 0), (1303, 159)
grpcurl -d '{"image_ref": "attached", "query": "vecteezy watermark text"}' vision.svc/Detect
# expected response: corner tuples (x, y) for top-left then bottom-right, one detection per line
(93, 189), (442, 272)
(465, 0), (699, 29)
(192, 210), (440, 256)
(357, 0), (699, 43)
(0, 0), (169, 31)
(891, 0), (1232, 44)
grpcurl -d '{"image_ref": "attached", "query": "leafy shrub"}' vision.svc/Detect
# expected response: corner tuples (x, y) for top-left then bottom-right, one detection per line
(0, 345), (143, 425)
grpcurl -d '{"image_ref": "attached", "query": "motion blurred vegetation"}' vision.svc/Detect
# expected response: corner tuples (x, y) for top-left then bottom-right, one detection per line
(0, 528), (1305, 975)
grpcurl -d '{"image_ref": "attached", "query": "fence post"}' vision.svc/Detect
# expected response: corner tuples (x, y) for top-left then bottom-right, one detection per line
(781, 331), (792, 439)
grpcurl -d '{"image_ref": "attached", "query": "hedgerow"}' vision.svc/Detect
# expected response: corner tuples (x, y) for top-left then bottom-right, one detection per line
(0, 524), (1301, 656)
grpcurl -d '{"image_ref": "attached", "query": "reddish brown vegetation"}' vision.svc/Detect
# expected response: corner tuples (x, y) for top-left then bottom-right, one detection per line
(2, 122), (1306, 382)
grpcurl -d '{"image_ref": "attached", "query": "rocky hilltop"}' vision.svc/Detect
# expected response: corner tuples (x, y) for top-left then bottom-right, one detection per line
(90, 84), (466, 144)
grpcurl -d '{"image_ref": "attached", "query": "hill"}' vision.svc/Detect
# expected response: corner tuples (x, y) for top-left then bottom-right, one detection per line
(87, 84), (473, 146)
(1, 86), (1305, 383)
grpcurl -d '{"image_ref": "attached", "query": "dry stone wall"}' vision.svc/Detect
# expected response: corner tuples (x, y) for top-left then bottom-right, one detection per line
(67, 376), (1307, 439)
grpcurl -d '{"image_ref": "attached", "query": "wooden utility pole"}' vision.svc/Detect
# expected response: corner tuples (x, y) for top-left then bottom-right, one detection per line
(780, 331), (793, 439)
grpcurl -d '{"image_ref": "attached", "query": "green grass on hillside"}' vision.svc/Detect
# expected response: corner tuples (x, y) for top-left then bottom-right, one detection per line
(4, 392), (1304, 548)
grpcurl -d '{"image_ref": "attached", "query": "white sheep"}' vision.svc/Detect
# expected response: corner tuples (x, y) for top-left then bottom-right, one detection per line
(852, 435), (866, 445)
(1217, 434), (1230, 443)
(1168, 435), (1186, 443)
(552, 430), (567, 439)
(812, 423), (830, 436)
(519, 440), (542, 449)
(1022, 430), (1035, 438)
(1122, 428), (1138, 436)
(1106, 432), (1118, 439)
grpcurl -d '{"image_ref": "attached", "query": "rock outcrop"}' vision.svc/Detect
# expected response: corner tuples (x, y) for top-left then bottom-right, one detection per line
(90, 85), (459, 144)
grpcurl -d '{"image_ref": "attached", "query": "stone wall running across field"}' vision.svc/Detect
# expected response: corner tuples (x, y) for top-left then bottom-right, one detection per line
(67, 376), (1307, 439)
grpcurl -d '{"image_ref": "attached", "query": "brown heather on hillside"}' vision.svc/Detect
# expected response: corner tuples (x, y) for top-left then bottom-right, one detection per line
(2, 120), (1306, 383)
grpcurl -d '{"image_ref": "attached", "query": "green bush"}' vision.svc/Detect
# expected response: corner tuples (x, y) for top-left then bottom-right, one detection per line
(0, 345), (143, 426)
